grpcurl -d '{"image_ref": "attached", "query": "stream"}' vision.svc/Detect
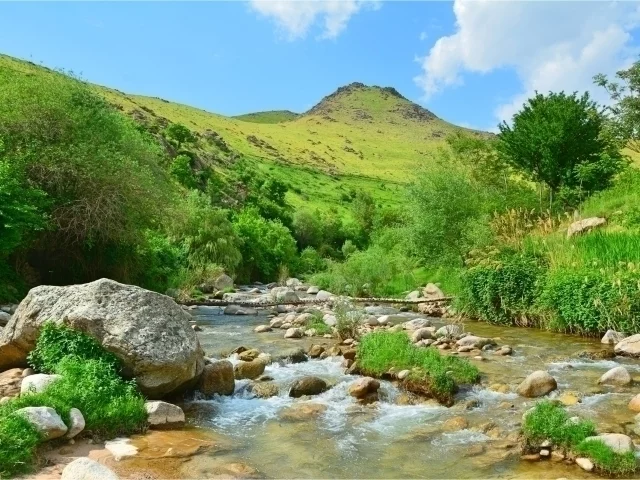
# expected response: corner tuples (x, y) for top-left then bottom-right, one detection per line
(99, 308), (640, 479)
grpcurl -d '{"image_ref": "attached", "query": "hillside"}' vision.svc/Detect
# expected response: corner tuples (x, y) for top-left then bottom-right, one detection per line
(0, 54), (483, 212)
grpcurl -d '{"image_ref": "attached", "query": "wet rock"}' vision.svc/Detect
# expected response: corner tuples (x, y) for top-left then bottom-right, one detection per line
(65, 408), (85, 439)
(224, 305), (258, 315)
(284, 327), (303, 339)
(234, 360), (266, 380)
(61, 458), (119, 480)
(249, 381), (279, 398)
(456, 335), (494, 349)
(442, 416), (469, 432)
(289, 376), (328, 397)
(436, 325), (462, 338)
(598, 366), (632, 386)
(0, 368), (23, 398)
(199, 360), (235, 396)
(516, 371), (557, 397)
(629, 393), (640, 412)
(567, 217), (606, 238)
(575, 349), (616, 360)
(254, 325), (272, 333)
(238, 349), (261, 361)
(280, 402), (328, 421)
(520, 453), (541, 461)
(308, 345), (325, 358)
(584, 433), (635, 453)
(21, 373), (61, 395)
(16, 406), (67, 439)
(348, 377), (380, 400)
(403, 318), (431, 330)
(145, 401), (185, 428)
(274, 347), (307, 364)
(615, 334), (640, 357)
(558, 391), (581, 406)
(601, 329), (625, 345)
(576, 457), (594, 472)
(0, 278), (204, 398)
(307, 286), (320, 295)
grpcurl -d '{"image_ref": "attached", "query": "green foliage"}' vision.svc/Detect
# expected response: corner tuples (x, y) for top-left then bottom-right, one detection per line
(292, 210), (323, 250)
(460, 248), (547, 326)
(341, 239), (357, 259)
(497, 91), (626, 203)
(351, 191), (376, 239)
(357, 331), (479, 404)
(163, 123), (195, 148)
(575, 439), (638, 476)
(306, 313), (332, 336)
(28, 322), (119, 374)
(0, 413), (41, 478)
(298, 247), (326, 275)
(170, 154), (198, 189)
(522, 401), (596, 450)
(232, 207), (298, 282)
(333, 298), (363, 341)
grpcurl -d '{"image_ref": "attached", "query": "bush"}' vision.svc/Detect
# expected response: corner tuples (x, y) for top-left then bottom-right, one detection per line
(357, 332), (479, 405)
(460, 248), (547, 326)
(298, 247), (326, 275)
(522, 401), (596, 451)
(0, 414), (40, 478)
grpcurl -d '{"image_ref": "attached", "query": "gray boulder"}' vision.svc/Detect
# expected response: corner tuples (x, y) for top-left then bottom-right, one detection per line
(0, 279), (204, 398)
(65, 408), (85, 439)
(598, 366), (632, 386)
(145, 401), (185, 428)
(21, 374), (62, 395)
(16, 406), (67, 439)
(516, 371), (557, 397)
(61, 458), (119, 480)
(316, 290), (334, 301)
(436, 324), (463, 338)
(615, 334), (640, 357)
(214, 274), (234, 290)
(583, 433), (635, 453)
(601, 329), (625, 345)
(567, 217), (606, 238)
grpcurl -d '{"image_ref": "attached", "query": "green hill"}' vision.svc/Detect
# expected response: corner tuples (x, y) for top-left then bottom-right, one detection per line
(0, 54), (484, 213)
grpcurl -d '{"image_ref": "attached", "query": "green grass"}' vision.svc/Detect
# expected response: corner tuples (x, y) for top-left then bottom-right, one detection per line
(356, 331), (479, 404)
(233, 110), (299, 124)
(575, 439), (638, 477)
(307, 317), (332, 336)
(0, 414), (41, 478)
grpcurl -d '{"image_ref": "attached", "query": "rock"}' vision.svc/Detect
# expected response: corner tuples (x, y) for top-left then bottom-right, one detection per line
(145, 401), (185, 428)
(615, 334), (640, 357)
(289, 376), (328, 397)
(516, 371), (557, 397)
(601, 329), (625, 345)
(576, 457), (594, 472)
(249, 382), (279, 398)
(280, 403), (328, 421)
(21, 373), (62, 395)
(274, 347), (307, 364)
(567, 217), (606, 238)
(0, 311), (10, 327)
(348, 377), (380, 399)
(411, 328), (434, 343)
(254, 325), (272, 333)
(436, 325), (462, 338)
(406, 290), (421, 300)
(423, 283), (445, 300)
(304, 328), (317, 337)
(558, 391), (581, 406)
(214, 274), (234, 290)
(398, 369), (410, 380)
(224, 305), (258, 315)
(198, 360), (235, 396)
(442, 416), (469, 432)
(238, 349), (261, 361)
(191, 324), (202, 332)
(0, 368), (23, 398)
(284, 327), (303, 339)
(403, 318), (431, 330)
(269, 318), (284, 328)
(272, 287), (299, 303)
(61, 458), (120, 480)
(323, 314), (337, 327)
(598, 366), (632, 386)
(584, 433), (635, 453)
(456, 335), (494, 349)
(21, 367), (35, 378)
(307, 286), (320, 295)
(629, 393), (640, 412)
(520, 453), (541, 461)
(234, 360), (266, 380)
(0, 397), (9, 404)
(286, 278), (302, 287)
(16, 406), (67, 439)
(0, 279), (204, 398)
(316, 290), (333, 301)
(308, 345), (325, 358)
(65, 408), (85, 439)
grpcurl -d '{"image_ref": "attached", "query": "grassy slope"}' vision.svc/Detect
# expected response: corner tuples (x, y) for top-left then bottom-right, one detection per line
(233, 110), (299, 123)
(0, 55), (483, 214)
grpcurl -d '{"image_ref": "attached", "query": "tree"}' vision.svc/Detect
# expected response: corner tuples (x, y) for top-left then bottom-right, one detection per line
(170, 154), (197, 189)
(164, 123), (195, 148)
(497, 92), (625, 204)
(595, 62), (640, 153)
(351, 191), (376, 238)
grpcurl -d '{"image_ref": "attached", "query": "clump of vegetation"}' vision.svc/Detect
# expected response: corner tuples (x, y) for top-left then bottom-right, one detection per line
(356, 332), (479, 405)
(523, 401), (637, 477)
(333, 298), (363, 340)
(0, 324), (147, 477)
(305, 311), (332, 336)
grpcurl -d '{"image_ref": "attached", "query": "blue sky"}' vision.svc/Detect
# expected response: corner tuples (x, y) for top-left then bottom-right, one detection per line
(1, 1), (639, 131)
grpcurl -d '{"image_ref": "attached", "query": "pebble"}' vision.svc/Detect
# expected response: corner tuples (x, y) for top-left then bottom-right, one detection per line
(576, 457), (594, 472)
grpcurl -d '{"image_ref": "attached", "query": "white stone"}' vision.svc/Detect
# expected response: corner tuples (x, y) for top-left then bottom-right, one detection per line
(20, 373), (62, 395)
(16, 406), (67, 439)
(403, 318), (431, 330)
(598, 366), (633, 386)
(576, 457), (594, 472)
(307, 286), (320, 295)
(61, 458), (119, 480)
(601, 329), (625, 345)
(567, 217), (606, 238)
(323, 314), (337, 327)
(145, 401), (185, 427)
(584, 433), (635, 454)
(316, 290), (334, 301)
(65, 408), (85, 439)
(284, 328), (303, 339)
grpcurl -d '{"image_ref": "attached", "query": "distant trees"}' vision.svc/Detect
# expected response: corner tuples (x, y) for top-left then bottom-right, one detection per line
(497, 92), (626, 205)
(164, 123), (195, 148)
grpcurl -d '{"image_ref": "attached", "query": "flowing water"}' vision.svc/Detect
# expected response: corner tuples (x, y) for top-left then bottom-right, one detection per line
(107, 308), (640, 479)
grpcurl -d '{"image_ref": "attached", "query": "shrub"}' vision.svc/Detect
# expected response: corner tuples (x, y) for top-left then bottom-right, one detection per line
(170, 154), (198, 189)
(333, 298), (362, 341)
(522, 401), (596, 451)
(357, 331), (479, 405)
(298, 247), (326, 275)
(460, 248), (547, 326)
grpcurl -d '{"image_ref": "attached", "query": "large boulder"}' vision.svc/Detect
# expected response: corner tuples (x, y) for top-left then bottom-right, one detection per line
(0, 368), (23, 398)
(583, 433), (635, 454)
(234, 360), (266, 380)
(21, 373), (62, 395)
(289, 376), (328, 398)
(145, 401), (185, 428)
(214, 274), (234, 291)
(601, 329), (625, 345)
(198, 360), (235, 396)
(16, 406), (67, 439)
(272, 287), (300, 303)
(615, 334), (640, 357)
(0, 279), (205, 398)
(516, 371), (557, 397)
(422, 283), (445, 300)
(65, 408), (85, 439)
(61, 458), (119, 480)
(567, 217), (606, 238)
(598, 366), (632, 386)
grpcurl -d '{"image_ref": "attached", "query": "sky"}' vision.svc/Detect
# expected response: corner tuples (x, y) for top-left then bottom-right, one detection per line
(1, 1), (639, 131)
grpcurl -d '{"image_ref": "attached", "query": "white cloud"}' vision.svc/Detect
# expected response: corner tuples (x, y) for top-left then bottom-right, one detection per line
(250, 0), (378, 40)
(415, 0), (640, 124)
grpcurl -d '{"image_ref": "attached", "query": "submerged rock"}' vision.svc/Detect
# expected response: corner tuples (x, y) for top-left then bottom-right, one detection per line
(598, 366), (632, 386)
(16, 406), (67, 439)
(307, 286), (320, 295)
(516, 371), (557, 398)
(198, 360), (235, 396)
(280, 402), (328, 421)
(224, 305), (258, 315)
(289, 376), (328, 397)
(61, 458), (119, 480)
(0, 279), (204, 398)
